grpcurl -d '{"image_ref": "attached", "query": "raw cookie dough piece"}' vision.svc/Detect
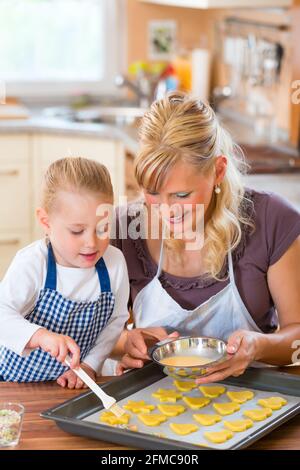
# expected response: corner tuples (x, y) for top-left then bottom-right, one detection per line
(199, 386), (226, 398)
(152, 389), (182, 403)
(243, 408), (272, 421)
(157, 404), (186, 417)
(152, 432), (167, 438)
(100, 411), (130, 426)
(138, 414), (167, 426)
(173, 380), (197, 392)
(204, 429), (233, 444)
(223, 419), (253, 432)
(257, 397), (287, 410)
(213, 402), (240, 415)
(183, 397), (210, 410)
(226, 390), (254, 404)
(169, 423), (198, 435)
(123, 400), (155, 413)
(193, 414), (222, 426)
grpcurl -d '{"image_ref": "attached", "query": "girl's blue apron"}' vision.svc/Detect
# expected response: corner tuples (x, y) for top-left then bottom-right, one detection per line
(0, 243), (115, 382)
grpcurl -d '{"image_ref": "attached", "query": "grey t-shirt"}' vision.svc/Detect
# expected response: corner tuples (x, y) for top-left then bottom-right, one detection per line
(111, 188), (300, 333)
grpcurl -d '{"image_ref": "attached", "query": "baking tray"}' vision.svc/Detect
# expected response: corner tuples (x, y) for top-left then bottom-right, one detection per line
(41, 363), (300, 450)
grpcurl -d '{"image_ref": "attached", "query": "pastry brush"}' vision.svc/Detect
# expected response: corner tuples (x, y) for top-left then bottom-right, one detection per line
(64, 356), (125, 418)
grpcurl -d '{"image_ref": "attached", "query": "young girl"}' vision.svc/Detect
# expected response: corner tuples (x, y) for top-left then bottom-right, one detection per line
(0, 157), (129, 387)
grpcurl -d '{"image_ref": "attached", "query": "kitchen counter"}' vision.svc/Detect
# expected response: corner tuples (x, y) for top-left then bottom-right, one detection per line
(0, 112), (300, 174)
(1, 366), (300, 450)
(0, 116), (140, 155)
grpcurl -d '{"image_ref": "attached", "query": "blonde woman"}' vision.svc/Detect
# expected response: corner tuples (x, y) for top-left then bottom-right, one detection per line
(0, 157), (129, 386)
(112, 92), (300, 383)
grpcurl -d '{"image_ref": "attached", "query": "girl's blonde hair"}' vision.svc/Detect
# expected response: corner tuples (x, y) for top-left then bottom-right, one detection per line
(134, 91), (254, 280)
(42, 156), (113, 212)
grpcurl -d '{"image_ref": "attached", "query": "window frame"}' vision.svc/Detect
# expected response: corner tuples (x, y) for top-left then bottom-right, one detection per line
(3, 0), (127, 99)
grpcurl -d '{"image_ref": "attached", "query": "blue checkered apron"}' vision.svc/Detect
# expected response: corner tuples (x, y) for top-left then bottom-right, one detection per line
(0, 244), (115, 382)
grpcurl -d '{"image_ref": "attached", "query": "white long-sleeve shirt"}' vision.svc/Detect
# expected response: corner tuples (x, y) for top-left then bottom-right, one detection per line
(0, 239), (129, 374)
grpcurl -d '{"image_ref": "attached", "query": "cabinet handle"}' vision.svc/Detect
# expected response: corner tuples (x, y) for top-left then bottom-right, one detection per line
(0, 239), (20, 245)
(0, 169), (19, 176)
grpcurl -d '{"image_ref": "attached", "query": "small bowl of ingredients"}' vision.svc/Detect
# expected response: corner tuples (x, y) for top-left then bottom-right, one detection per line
(149, 336), (228, 380)
(0, 403), (24, 447)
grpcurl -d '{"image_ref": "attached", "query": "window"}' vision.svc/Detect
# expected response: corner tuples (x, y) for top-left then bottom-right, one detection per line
(0, 0), (126, 97)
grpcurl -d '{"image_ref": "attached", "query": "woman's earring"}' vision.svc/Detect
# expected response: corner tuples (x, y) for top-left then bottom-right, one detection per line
(215, 185), (221, 194)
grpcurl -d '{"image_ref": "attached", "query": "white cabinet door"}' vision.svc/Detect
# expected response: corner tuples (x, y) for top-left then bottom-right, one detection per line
(0, 134), (30, 163)
(0, 134), (31, 231)
(0, 232), (31, 280)
(0, 162), (30, 231)
(0, 134), (31, 277)
(243, 173), (300, 211)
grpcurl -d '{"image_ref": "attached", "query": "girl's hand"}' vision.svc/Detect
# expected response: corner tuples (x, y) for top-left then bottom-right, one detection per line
(195, 330), (262, 385)
(57, 363), (96, 389)
(116, 327), (179, 375)
(27, 328), (81, 369)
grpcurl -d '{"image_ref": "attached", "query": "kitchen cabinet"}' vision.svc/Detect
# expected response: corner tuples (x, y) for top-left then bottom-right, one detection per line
(140, 0), (292, 9)
(0, 233), (31, 279)
(0, 134), (31, 278)
(0, 131), (125, 278)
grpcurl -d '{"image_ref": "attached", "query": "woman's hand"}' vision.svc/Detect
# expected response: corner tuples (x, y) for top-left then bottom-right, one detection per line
(57, 362), (96, 389)
(195, 330), (262, 384)
(116, 327), (179, 375)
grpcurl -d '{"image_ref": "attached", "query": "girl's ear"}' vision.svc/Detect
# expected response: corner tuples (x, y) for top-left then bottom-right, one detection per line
(36, 207), (50, 234)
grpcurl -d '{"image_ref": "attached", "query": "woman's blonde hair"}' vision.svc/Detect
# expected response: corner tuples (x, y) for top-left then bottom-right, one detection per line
(134, 91), (254, 279)
(42, 156), (113, 212)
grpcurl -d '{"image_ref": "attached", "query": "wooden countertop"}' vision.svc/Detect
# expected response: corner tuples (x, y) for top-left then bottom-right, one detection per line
(1, 367), (300, 450)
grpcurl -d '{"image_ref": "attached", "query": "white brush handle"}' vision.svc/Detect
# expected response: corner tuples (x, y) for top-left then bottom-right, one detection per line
(65, 356), (116, 409)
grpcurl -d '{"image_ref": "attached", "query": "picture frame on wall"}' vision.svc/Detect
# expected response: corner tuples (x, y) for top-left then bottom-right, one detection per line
(148, 20), (177, 60)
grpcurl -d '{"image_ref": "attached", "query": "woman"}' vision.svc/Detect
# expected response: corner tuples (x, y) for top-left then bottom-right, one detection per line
(110, 91), (300, 384)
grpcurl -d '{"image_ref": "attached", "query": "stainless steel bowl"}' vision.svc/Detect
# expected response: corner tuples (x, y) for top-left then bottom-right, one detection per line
(149, 336), (228, 380)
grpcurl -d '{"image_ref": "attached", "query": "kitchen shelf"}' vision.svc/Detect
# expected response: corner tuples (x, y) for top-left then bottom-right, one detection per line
(140, 0), (292, 9)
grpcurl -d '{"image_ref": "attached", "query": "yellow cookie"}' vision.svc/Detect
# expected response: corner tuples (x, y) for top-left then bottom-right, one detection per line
(193, 414), (222, 426)
(243, 408), (272, 421)
(213, 402), (240, 415)
(157, 404), (186, 417)
(226, 390), (254, 404)
(199, 386), (226, 398)
(173, 380), (197, 392)
(169, 423), (198, 435)
(138, 414), (167, 426)
(152, 389), (182, 403)
(123, 400), (155, 413)
(257, 397), (287, 410)
(223, 419), (253, 432)
(204, 429), (233, 444)
(100, 411), (130, 426)
(183, 396), (210, 410)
